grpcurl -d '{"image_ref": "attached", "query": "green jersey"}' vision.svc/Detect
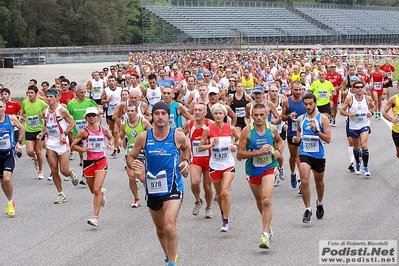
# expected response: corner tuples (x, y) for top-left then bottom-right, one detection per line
(124, 117), (146, 155)
(67, 98), (98, 137)
(22, 98), (47, 133)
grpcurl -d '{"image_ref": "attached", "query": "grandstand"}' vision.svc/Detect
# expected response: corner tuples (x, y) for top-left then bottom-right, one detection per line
(141, 0), (399, 45)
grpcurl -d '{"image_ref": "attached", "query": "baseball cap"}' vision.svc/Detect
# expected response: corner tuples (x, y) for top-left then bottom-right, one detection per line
(84, 107), (99, 117)
(253, 86), (264, 93)
(208, 87), (220, 95)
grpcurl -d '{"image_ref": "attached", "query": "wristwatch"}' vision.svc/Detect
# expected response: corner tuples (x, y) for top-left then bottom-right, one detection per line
(17, 140), (22, 144)
(314, 129), (319, 134)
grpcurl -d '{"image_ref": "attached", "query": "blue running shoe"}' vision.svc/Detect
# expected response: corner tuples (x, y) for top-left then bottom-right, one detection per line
(363, 167), (371, 177)
(355, 164), (361, 175)
(291, 172), (297, 188)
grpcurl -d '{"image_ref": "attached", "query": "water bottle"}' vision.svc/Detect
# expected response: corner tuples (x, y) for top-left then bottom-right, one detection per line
(135, 151), (145, 174)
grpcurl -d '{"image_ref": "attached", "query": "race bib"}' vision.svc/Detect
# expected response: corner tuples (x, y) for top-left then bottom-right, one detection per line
(88, 136), (104, 152)
(0, 134), (11, 150)
(303, 135), (320, 153)
(212, 146), (230, 161)
(387, 72), (392, 79)
(235, 107), (245, 118)
(291, 119), (298, 132)
(28, 115), (40, 128)
(168, 114), (176, 128)
(46, 124), (60, 137)
(75, 120), (86, 132)
(253, 153), (272, 167)
(354, 113), (367, 123)
(318, 90), (328, 99)
(192, 140), (208, 157)
(108, 103), (117, 115)
(146, 170), (168, 194)
(374, 82), (382, 90)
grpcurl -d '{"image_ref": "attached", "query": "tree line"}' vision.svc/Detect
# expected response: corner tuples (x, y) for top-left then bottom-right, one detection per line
(1, 0), (397, 48)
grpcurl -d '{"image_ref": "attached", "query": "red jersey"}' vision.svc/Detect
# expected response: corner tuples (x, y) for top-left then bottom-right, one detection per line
(359, 73), (370, 84)
(325, 72), (342, 88)
(5, 100), (22, 115)
(59, 90), (76, 104)
(372, 72), (384, 90)
(380, 64), (395, 80)
(189, 118), (210, 162)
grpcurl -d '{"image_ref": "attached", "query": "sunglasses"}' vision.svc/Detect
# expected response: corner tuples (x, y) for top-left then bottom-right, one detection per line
(354, 86), (364, 89)
(61, 84), (68, 86)
(86, 113), (97, 117)
(204, 75), (210, 77)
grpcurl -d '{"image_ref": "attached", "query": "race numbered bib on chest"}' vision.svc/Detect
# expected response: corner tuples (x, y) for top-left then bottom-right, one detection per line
(146, 170), (168, 194)
(28, 115), (40, 128)
(0, 134), (11, 150)
(108, 103), (117, 115)
(75, 120), (86, 132)
(291, 119), (298, 132)
(235, 107), (245, 118)
(168, 114), (176, 128)
(212, 146), (230, 161)
(253, 153), (272, 167)
(192, 140), (208, 157)
(374, 82), (382, 90)
(303, 134), (320, 153)
(88, 136), (104, 152)
(318, 90), (328, 99)
(46, 124), (60, 136)
(354, 113), (367, 122)
(387, 72), (392, 79)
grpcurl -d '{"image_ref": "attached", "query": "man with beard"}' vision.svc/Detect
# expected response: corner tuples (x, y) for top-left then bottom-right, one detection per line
(292, 93), (331, 223)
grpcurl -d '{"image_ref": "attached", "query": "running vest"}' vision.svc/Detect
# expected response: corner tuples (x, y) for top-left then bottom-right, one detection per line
(168, 102), (182, 128)
(245, 122), (277, 176)
(231, 93), (248, 118)
(91, 79), (104, 100)
(208, 123), (234, 170)
(83, 125), (106, 161)
(287, 97), (306, 137)
(105, 87), (122, 116)
(146, 87), (162, 113)
(44, 105), (68, 146)
(372, 72), (383, 91)
(144, 128), (184, 196)
(0, 115), (15, 153)
(299, 112), (325, 159)
(348, 95), (370, 130)
(189, 119), (210, 161)
(392, 94), (399, 133)
(267, 96), (284, 133)
(131, 83), (143, 97)
(125, 117), (145, 154)
(242, 76), (255, 95)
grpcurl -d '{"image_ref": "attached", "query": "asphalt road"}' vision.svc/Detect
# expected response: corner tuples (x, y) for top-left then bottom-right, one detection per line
(1, 102), (398, 266)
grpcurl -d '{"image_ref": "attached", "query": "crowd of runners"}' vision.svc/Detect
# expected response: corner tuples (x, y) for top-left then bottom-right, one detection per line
(0, 47), (398, 266)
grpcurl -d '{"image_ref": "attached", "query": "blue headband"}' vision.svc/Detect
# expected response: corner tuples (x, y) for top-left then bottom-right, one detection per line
(46, 91), (58, 97)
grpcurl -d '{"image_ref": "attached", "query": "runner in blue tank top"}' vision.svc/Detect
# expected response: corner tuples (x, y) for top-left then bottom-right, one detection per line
(127, 102), (190, 266)
(282, 81), (306, 192)
(292, 93), (331, 224)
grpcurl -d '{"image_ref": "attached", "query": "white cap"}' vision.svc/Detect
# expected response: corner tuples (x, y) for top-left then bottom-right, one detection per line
(84, 107), (99, 117)
(208, 87), (220, 94)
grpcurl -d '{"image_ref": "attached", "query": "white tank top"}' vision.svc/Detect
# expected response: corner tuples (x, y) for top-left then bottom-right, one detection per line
(105, 87), (122, 116)
(146, 87), (162, 113)
(348, 95), (370, 130)
(45, 105), (68, 146)
(91, 79), (104, 100)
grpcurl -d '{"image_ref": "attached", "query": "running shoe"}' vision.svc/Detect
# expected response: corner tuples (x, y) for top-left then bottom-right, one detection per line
(164, 255), (179, 263)
(259, 234), (270, 249)
(290, 172), (297, 188)
(5, 200), (14, 214)
(329, 120), (332, 126)
(205, 208), (213, 219)
(131, 198), (141, 208)
(221, 221), (229, 232)
(378, 113), (382, 120)
(274, 177), (280, 187)
(192, 199), (203, 215)
(316, 200), (324, 219)
(363, 167), (371, 177)
(268, 227), (273, 239)
(111, 149), (118, 157)
(33, 158), (38, 171)
(37, 171), (44, 180)
(278, 167), (286, 180)
(6, 202), (15, 217)
(297, 183), (302, 194)
(69, 152), (75, 161)
(101, 188), (106, 207)
(47, 173), (53, 181)
(54, 194), (67, 204)
(348, 163), (355, 172)
(79, 175), (86, 185)
(87, 217), (98, 226)
(355, 163), (361, 175)
(332, 120), (336, 127)
(70, 170), (79, 186)
(64, 175), (70, 181)
(302, 209), (312, 223)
